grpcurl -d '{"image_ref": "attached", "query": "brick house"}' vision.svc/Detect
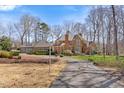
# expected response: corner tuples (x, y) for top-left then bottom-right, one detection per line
(72, 34), (87, 54)
(53, 31), (73, 54)
(20, 41), (50, 53)
(20, 31), (96, 54)
(53, 31), (92, 54)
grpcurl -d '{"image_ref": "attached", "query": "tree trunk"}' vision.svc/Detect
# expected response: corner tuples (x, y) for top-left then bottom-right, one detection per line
(106, 19), (112, 55)
(21, 37), (24, 45)
(112, 5), (119, 60)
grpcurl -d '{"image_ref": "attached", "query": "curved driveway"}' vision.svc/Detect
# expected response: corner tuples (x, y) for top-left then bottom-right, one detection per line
(50, 57), (124, 88)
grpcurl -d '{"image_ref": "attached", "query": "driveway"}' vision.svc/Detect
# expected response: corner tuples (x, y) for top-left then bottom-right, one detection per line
(50, 57), (124, 88)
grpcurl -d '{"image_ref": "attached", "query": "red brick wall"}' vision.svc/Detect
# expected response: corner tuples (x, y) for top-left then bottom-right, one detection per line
(54, 46), (63, 54)
(65, 34), (69, 50)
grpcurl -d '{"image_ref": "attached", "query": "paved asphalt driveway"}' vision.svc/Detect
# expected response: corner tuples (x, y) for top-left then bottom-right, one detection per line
(50, 58), (124, 88)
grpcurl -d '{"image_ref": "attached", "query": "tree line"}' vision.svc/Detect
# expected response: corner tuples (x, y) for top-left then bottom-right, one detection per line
(0, 5), (124, 58)
(52, 6), (124, 58)
(84, 5), (123, 59)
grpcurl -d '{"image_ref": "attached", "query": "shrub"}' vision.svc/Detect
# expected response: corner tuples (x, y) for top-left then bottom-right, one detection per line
(32, 50), (56, 55)
(0, 36), (12, 51)
(0, 51), (12, 58)
(51, 51), (56, 55)
(33, 50), (49, 55)
(60, 54), (64, 57)
(17, 48), (20, 50)
(62, 50), (73, 56)
(18, 56), (21, 59)
(10, 50), (20, 56)
(88, 58), (94, 62)
(91, 50), (97, 55)
(0, 46), (2, 50)
(27, 50), (33, 54)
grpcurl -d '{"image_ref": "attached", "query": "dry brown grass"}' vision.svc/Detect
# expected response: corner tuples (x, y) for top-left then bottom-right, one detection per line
(0, 60), (66, 88)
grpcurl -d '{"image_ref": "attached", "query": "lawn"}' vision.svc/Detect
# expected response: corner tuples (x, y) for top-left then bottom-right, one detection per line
(0, 60), (66, 88)
(72, 55), (124, 69)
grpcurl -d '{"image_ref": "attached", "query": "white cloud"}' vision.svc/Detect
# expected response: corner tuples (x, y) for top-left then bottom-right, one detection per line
(0, 5), (17, 11)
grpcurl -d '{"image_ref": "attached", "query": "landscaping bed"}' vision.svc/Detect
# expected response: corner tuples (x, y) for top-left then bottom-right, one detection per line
(0, 54), (60, 64)
(0, 58), (17, 64)
(0, 58), (59, 64)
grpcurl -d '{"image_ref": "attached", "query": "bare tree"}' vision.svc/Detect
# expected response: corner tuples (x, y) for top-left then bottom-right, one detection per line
(6, 23), (15, 39)
(51, 25), (63, 41)
(111, 5), (119, 60)
(87, 7), (99, 42)
(14, 14), (38, 45)
(63, 21), (75, 34)
(0, 23), (6, 38)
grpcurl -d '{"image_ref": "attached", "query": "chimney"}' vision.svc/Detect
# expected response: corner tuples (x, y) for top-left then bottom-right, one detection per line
(65, 31), (69, 41)
(65, 31), (69, 49)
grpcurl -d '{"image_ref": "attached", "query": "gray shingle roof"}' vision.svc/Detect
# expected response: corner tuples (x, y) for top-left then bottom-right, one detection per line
(32, 41), (50, 47)
(73, 34), (87, 44)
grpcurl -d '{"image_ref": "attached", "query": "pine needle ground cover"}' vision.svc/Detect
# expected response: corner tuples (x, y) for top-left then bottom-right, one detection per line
(0, 60), (66, 88)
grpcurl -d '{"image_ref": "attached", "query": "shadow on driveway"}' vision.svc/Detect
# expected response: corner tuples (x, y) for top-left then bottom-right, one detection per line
(50, 61), (124, 88)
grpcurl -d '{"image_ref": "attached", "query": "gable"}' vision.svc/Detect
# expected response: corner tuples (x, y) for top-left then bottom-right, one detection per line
(73, 34), (88, 45)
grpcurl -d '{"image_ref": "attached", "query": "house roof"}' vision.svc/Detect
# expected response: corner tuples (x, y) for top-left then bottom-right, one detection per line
(60, 43), (65, 46)
(59, 35), (73, 41)
(20, 45), (33, 48)
(73, 34), (87, 44)
(33, 41), (50, 47)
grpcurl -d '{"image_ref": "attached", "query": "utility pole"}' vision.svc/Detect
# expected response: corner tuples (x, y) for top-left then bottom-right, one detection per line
(48, 34), (53, 75)
(49, 43), (51, 75)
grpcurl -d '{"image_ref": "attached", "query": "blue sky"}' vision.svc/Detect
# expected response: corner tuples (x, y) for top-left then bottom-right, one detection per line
(0, 5), (91, 25)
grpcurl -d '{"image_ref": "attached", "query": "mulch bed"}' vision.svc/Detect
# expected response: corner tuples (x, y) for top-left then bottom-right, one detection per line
(0, 57), (60, 64)
(0, 58), (17, 64)
(20, 58), (59, 64)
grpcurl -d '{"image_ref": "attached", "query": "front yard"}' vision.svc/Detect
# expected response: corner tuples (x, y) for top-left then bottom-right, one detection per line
(0, 58), (66, 88)
(72, 55), (124, 69)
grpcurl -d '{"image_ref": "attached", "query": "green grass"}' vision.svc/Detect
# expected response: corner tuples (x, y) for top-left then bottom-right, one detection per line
(72, 55), (124, 69)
